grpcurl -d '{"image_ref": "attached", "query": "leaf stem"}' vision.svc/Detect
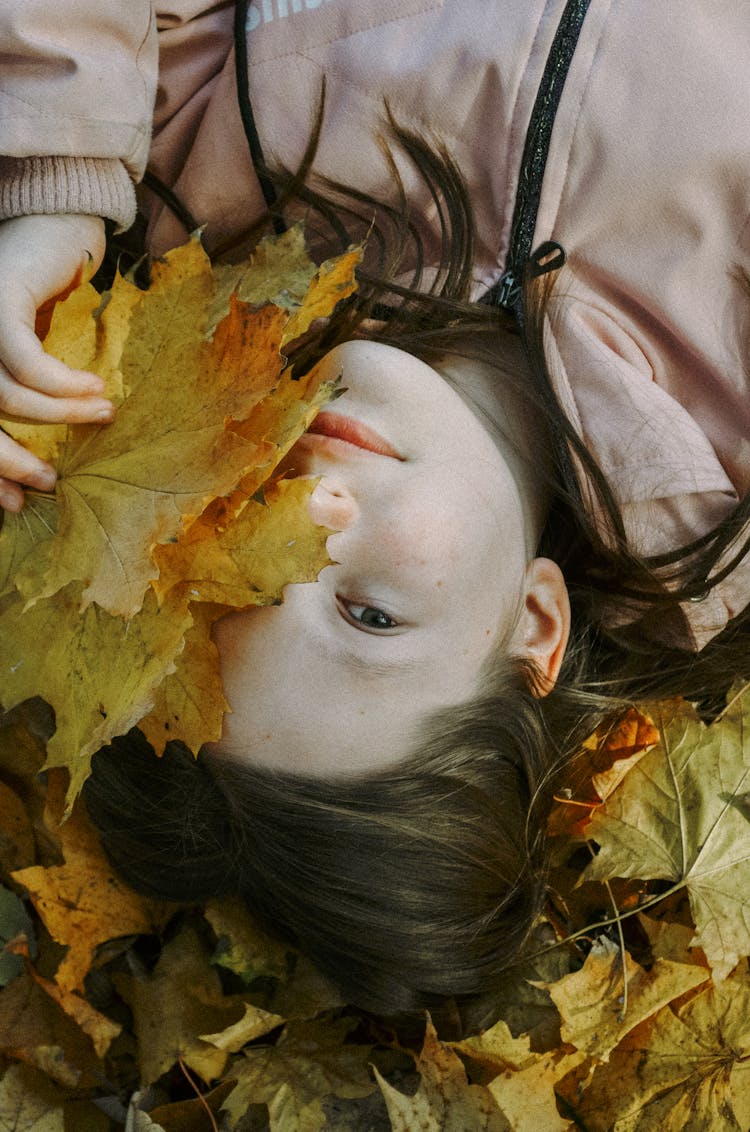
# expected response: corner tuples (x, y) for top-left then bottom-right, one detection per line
(601, 874), (628, 1022)
(177, 1056), (220, 1132)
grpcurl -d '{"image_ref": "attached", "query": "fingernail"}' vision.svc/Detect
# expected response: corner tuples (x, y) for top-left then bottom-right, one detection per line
(94, 405), (115, 422)
(0, 486), (23, 512)
(38, 469), (57, 491)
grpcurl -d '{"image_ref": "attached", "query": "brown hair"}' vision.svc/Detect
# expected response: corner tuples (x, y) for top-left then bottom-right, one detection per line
(85, 113), (750, 1026)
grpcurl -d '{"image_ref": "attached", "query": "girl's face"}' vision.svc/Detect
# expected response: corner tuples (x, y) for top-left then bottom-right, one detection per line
(209, 340), (556, 776)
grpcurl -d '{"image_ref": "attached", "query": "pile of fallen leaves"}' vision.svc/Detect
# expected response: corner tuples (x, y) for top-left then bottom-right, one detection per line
(0, 231), (748, 1130)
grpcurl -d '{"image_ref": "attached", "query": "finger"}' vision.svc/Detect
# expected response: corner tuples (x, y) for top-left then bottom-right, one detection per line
(1, 293), (106, 397)
(0, 477), (27, 513)
(0, 431), (57, 497)
(0, 367), (114, 423)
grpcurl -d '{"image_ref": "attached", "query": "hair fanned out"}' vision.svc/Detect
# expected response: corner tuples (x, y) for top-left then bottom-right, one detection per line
(85, 658), (568, 1022)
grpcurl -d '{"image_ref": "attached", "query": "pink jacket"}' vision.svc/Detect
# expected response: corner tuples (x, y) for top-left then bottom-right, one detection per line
(1, 0), (748, 647)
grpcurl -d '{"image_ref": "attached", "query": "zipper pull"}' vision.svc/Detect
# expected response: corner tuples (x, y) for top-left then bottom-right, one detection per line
(528, 240), (566, 279)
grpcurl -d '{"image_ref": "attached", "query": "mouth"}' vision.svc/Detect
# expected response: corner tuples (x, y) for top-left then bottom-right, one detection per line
(306, 412), (404, 459)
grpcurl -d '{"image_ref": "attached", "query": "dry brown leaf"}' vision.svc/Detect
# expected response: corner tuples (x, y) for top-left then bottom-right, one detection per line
(0, 961), (104, 1089)
(0, 781), (35, 875)
(5, 937), (120, 1060)
(116, 922), (253, 1087)
(0, 705), (59, 870)
(146, 1079), (238, 1132)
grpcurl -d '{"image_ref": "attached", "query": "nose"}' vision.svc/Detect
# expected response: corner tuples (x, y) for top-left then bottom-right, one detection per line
(307, 476), (359, 530)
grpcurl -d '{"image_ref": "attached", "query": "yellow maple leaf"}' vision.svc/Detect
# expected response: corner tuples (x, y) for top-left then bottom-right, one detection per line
(12, 781), (169, 992)
(207, 223), (319, 334)
(152, 477), (331, 609)
(222, 1017), (375, 1131)
(583, 687), (750, 980)
(0, 584), (193, 806)
(137, 600), (229, 754)
(569, 959), (750, 1131)
(4, 238), (290, 619)
(451, 1019), (579, 1132)
(375, 1019), (510, 1132)
(542, 936), (709, 1062)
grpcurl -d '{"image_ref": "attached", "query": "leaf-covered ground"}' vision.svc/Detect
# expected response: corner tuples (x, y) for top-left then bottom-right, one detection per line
(1, 692), (749, 1130)
(0, 233), (749, 1130)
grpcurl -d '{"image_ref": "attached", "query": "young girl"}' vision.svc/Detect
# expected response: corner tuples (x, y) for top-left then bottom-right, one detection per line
(1, 0), (749, 1020)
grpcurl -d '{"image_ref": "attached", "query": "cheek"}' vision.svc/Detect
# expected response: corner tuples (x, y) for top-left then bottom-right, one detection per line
(376, 480), (469, 566)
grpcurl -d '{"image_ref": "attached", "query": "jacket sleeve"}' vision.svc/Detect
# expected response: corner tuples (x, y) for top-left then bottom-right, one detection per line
(0, 1), (158, 229)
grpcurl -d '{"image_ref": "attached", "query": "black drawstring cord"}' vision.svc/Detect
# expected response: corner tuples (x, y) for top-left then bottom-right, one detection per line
(141, 169), (200, 235)
(233, 0), (286, 235)
(485, 0), (591, 320)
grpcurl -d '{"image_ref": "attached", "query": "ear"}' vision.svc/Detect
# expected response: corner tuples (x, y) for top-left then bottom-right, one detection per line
(509, 558), (571, 696)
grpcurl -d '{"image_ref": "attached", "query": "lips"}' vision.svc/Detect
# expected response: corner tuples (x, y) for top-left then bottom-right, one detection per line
(306, 412), (404, 459)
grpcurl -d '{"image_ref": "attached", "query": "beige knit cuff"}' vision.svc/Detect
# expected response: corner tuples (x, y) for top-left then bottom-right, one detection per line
(0, 155), (137, 232)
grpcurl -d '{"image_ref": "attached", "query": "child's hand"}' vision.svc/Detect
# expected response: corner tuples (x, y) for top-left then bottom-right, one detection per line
(0, 213), (113, 511)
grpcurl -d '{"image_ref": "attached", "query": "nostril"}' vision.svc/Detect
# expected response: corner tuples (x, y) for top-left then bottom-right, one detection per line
(307, 478), (357, 530)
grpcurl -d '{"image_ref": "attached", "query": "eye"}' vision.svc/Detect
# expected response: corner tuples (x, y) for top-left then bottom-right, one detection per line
(338, 598), (400, 632)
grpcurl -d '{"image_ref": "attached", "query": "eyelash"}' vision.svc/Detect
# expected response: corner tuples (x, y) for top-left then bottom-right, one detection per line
(337, 598), (400, 632)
